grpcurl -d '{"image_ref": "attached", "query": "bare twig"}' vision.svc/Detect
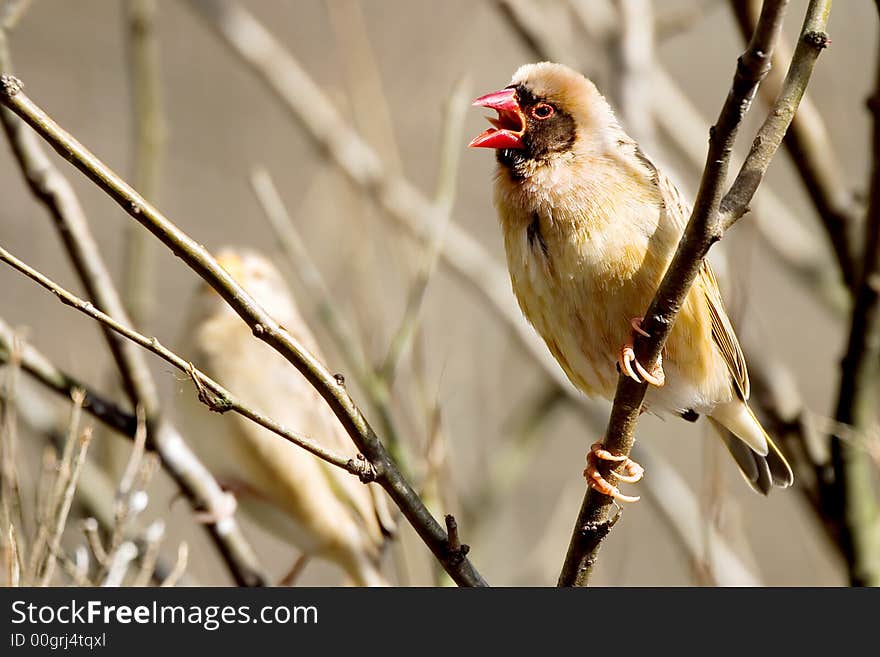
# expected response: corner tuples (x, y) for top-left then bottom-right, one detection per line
(160, 542), (188, 587)
(38, 426), (92, 586)
(560, 0), (830, 586)
(131, 520), (164, 586)
(0, 79), (487, 587)
(27, 388), (85, 581)
(122, 0), (166, 329)
(0, 317), (138, 437)
(0, 247), (367, 477)
(101, 541), (137, 586)
(5, 523), (21, 586)
(730, 0), (856, 289)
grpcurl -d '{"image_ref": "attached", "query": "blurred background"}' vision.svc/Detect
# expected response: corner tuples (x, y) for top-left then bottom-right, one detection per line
(1, 0), (876, 586)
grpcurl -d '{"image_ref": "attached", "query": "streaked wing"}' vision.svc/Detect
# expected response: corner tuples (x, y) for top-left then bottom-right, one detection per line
(701, 263), (750, 400)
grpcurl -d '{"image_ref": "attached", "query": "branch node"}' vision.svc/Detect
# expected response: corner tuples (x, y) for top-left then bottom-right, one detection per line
(444, 514), (470, 565)
(186, 362), (232, 413)
(0, 74), (23, 98)
(251, 322), (266, 337)
(803, 31), (830, 50)
(348, 453), (376, 483)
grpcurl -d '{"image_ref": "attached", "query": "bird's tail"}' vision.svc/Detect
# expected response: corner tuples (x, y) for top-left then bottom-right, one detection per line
(708, 400), (793, 495)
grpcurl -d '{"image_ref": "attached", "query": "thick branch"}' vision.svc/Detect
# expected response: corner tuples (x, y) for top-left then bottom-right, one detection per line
(559, 0), (832, 586)
(0, 74), (487, 588)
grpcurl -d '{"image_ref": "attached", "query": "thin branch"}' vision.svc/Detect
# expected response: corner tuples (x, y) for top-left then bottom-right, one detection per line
(827, 41), (880, 586)
(0, 76), (487, 588)
(730, 0), (856, 289)
(0, 247), (367, 477)
(560, 0), (831, 586)
(38, 427), (92, 586)
(122, 0), (166, 329)
(1, 316), (134, 438)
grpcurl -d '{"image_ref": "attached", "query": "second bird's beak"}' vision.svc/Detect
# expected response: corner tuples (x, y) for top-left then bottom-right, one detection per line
(469, 87), (526, 150)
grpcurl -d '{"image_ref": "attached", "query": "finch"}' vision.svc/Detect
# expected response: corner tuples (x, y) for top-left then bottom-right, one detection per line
(176, 248), (395, 585)
(470, 62), (792, 501)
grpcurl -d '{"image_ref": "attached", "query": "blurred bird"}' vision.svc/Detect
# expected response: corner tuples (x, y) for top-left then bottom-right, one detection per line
(470, 62), (792, 501)
(176, 248), (395, 585)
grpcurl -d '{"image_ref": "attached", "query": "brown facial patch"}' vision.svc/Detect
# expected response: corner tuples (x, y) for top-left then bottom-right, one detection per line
(496, 84), (576, 174)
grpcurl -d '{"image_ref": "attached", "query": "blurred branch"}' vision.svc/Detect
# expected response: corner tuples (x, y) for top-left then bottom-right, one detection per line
(0, 317), (137, 437)
(0, 0), (31, 30)
(0, 44), (265, 585)
(0, 75), (487, 588)
(122, 0), (166, 329)
(11, 381), (192, 585)
(560, 0), (830, 586)
(730, 0), (857, 290)
(826, 40), (880, 587)
(37, 426), (92, 586)
(632, 436), (762, 586)
(611, 0), (656, 147)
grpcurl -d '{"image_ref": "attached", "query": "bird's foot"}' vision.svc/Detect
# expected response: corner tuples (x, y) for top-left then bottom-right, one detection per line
(617, 317), (665, 386)
(278, 554), (310, 587)
(583, 441), (644, 503)
(194, 490), (238, 524)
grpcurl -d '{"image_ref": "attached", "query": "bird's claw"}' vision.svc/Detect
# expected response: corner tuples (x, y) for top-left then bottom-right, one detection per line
(583, 441), (643, 503)
(617, 317), (665, 386)
(194, 491), (238, 524)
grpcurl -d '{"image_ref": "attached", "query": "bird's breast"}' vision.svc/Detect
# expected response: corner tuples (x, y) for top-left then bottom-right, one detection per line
(495, 169), (681, 400)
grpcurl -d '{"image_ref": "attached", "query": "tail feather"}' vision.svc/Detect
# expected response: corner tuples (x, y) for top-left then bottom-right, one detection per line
(708, 401), (793, 495)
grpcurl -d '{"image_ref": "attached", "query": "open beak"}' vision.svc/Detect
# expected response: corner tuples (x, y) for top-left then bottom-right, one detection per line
(468, 87), (526, 149)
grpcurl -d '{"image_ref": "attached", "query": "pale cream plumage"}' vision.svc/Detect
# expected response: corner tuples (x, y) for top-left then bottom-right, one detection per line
(176, 248), (394, 585)
(473, 62), (792, 495)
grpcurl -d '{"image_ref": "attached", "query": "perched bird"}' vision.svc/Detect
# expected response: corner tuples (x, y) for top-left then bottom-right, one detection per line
(176, 248), (395, 585)
(470, 62), (792, 501)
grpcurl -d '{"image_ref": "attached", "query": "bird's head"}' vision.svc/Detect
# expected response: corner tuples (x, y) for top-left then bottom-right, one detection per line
(200, 248), (296, 322)
(469, 62), (615, 170)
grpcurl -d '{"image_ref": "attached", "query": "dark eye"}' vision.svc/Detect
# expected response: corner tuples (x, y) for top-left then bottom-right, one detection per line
(531, 103), (554, 119)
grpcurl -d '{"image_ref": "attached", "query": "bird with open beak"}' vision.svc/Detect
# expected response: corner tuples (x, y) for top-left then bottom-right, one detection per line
(470, 62), (792, 501)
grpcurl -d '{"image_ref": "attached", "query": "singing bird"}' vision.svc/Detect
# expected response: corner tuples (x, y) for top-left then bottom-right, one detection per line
(470, 62), (792, 501)
(176, 248), (395, 585)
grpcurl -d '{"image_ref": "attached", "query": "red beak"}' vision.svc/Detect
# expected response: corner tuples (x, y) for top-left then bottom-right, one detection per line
(469, 87), (526, 150)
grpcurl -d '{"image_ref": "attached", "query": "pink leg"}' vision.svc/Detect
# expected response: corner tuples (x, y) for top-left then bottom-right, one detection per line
(617, 317), (665, 387)
(193, 477), (267, 524)
(583, 441), (645, 503)
(194, 490), (238, 524)
(278, 554), (310, 587)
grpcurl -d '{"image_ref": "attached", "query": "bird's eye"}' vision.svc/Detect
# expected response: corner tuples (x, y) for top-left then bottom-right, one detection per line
(531, 103), (554, 120)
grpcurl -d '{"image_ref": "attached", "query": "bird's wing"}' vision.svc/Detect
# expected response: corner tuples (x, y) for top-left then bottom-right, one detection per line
(649, 160), (750, 400)
(701, 256), (750, 400)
